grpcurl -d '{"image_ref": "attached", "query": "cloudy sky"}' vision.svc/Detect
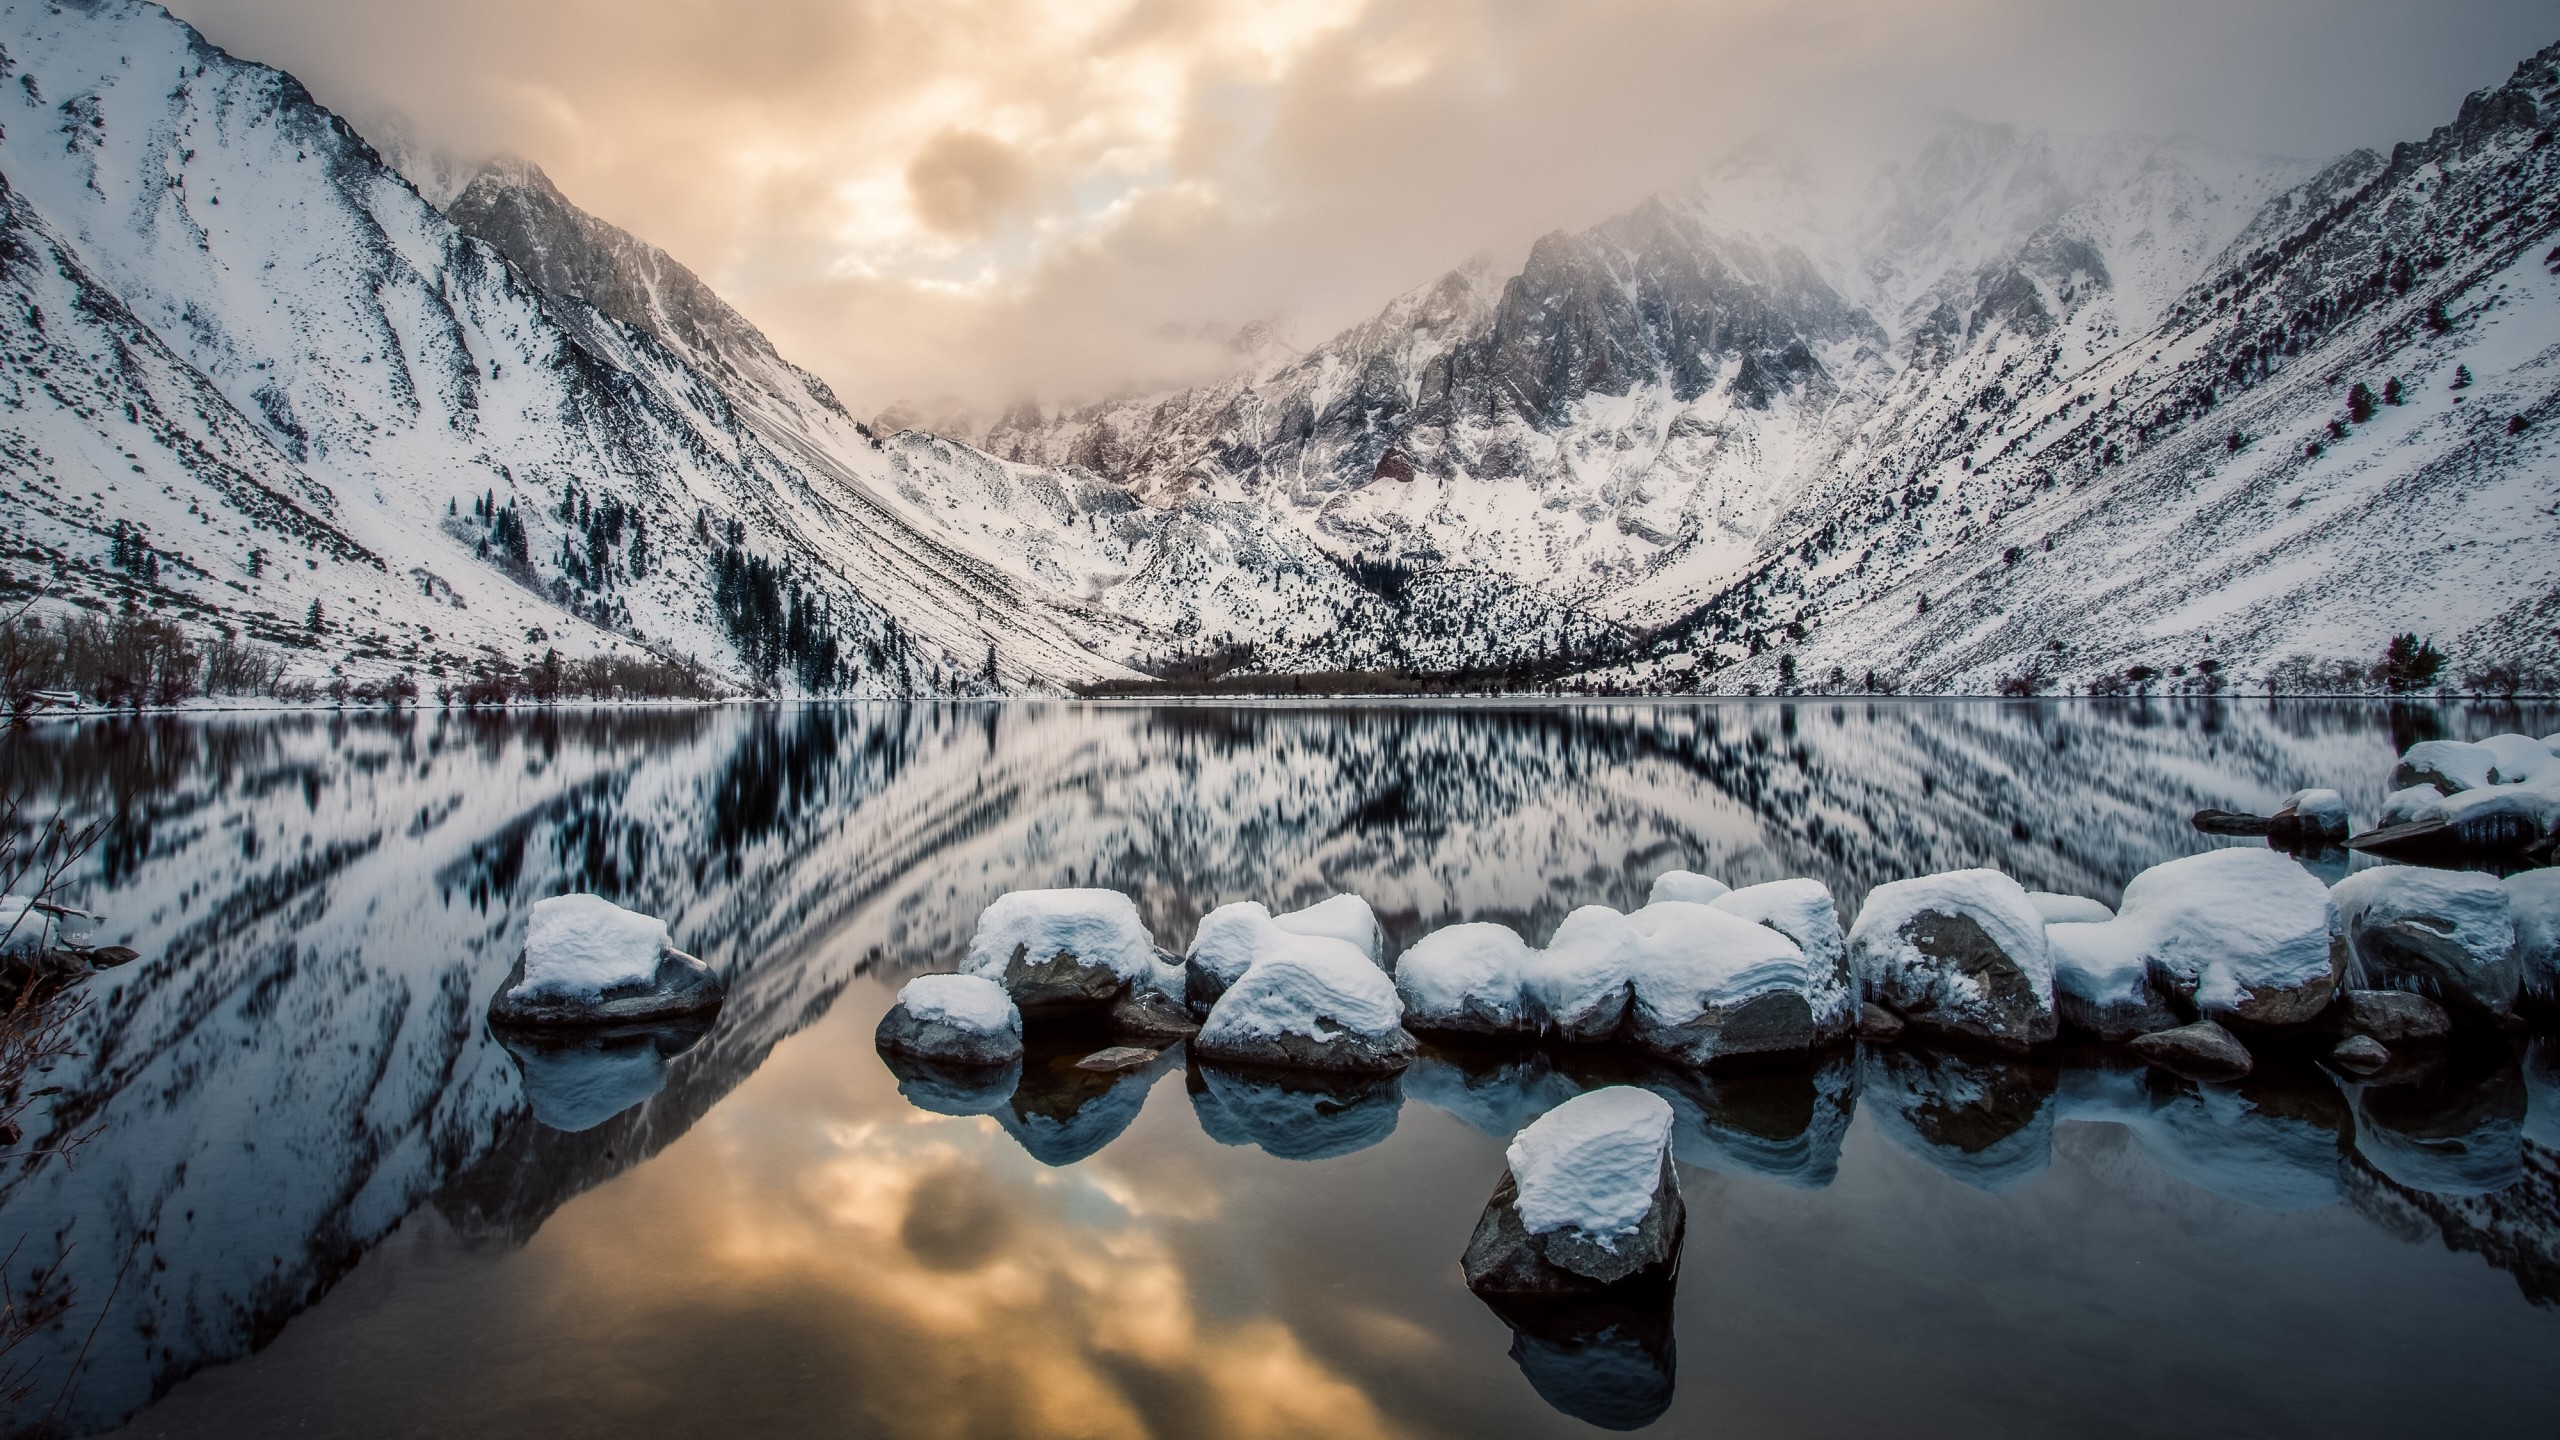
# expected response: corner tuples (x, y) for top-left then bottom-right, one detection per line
(163, 0), (2558, 417)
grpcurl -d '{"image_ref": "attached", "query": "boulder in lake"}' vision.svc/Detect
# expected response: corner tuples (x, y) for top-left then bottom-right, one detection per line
(2340, 988), (2452, 1044)
(1397, 921), (1538, 1036)
(2126, 848), (2340, 1029)
(488, 894), (724, 1028)
(2129, 1021), (2255, 1081)
(875, 973), (1024, 1066)
(1621, 903), (1828, 1066)
(2393, 739), (2500, 794)
(1855, 1001), (1905, 1042)
(1188, 895), (1387, 1014)
(1647, 870), (1731, 906)
(2272, 788), (2351, 843)
(1110, 977), (1200, 1040)
(1464, 1088), (1685, 1296)
(2046, 919), (2184, 1041)
(2333, 866), (2519, 1018)
(963, 889), (1162, 1016)
(1706, 879), (1856, 1041)
(2330, 1034), (2392, 1074)
(1524, 907), (1645, 1043)
(2504, 867), (2560, 1006)
(1195, 926), (1417, 1073)
(1846, 870), (2056, 1050)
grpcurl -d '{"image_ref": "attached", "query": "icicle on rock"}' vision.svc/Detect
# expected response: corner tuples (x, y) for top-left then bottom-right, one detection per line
(1463, 1087), (1685, 1297)
(875, 973), (1023, 1067)
(488, 894), (724, 1027)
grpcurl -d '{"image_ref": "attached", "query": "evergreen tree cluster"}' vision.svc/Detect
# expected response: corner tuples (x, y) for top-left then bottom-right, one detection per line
(106, 520), (160, 583)
(710, 533), (868, 693)
(556, 479), (648, 589)
(469, 490), (532, 575)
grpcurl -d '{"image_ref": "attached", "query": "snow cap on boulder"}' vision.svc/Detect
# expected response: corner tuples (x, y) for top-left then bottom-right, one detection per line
(2394, 740), (2499, 794)
(1524, 907), (1646, 1042)
(1463, 1087), (1686, 1297)
(2509, 868), (2560, 1002)
(1271, 894), (1387, 967)
(1186, 901), (1288, 1010)
(2334, 866), (2519, 1017)
(2275, 789), (2351, 841)
(490, 894), (725, 1028)
(2047, 919), (2182, 1041)
(965, 889), (1159, 1014)
(1847, 869), (2056, 1050)
(876, 972), (1024, 1066)
(2028, 892), (2116, 925)
(1397, 922), (1536, 1035)
(1707, 878), (1854, 1033)
(1623, 902), (1828, 1063)
(2118, 848), (2340, 1028)
(1648, 870), (1732, 906)
(1196, 931), (1415, 1072)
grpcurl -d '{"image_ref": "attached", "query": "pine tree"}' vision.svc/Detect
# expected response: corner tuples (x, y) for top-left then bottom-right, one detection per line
(306, 599), (325, 633)
(2347, 382), (2379, 423)
(2450, 364), (2473, 390)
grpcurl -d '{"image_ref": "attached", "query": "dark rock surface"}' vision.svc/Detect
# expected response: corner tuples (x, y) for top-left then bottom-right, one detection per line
(1193, 1024), (1419, 1074)
(487, 949), (725, 1029)
(1855, 1001), (1906, 1042)
(2130, 1021), (2255, 1081)
(2342, 989), (2454, 1045)
(875, 1004), (1024, 1068)
(1626, 989), (1820, 1066)
(1463, 1154), (1686, 1296)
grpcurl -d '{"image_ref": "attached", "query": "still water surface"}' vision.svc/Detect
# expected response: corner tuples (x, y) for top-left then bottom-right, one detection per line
(3, 699), (2555, 1438)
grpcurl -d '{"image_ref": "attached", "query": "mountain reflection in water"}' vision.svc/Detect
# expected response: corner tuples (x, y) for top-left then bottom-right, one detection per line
(0, 698), (2552, 1437)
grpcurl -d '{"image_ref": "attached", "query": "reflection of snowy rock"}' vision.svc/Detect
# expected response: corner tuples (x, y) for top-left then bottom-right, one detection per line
(1847, 869), (2056, 1050)
(2054, 1062), (2348, 1211)
(1464, 1088), (1684, 1294)
(1866, 1046), (2056, 1191)
(1402, 1050), (1580, 1135)
(1647, 870), (1730, 906)
(1188, 1063), (1403, 1160)
(2335, 867), (2519, 1018)
(2347, 1048), (2527, 1196)
(875, 973), (1023, 1066)
(1647, 1053), (1856, 1189)
(994, 1042), (1179, 1166)
(2525, 1034), (2560, 1150)
(496, 1018), (711, 1133)
(1398, 922), (1537, 1036)
(1622, 903), (1826, 1065)
(488, 894), (725, 1027)
(1196, 929), (1416, 1072)
(2128, 1020), (2254, 1081)
(879, 1050), (1024, 1117)
(964, 889), (1162, 1015)
(2027, 892), (2115, 924)
(2507, 869), (2560, 1005)
(1481, 1289), (1677, 1432)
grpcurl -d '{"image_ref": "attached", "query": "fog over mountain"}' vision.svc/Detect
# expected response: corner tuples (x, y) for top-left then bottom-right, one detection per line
(0, 0), (2552, 697)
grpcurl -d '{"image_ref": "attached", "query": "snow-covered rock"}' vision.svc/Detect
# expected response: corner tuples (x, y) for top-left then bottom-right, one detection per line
(2478, 735), (2560, 785)
(875, 973), (1024, 1066)
(1622, 902), (1833, 1065)
(1271, 894), (1388, 967)
(1706, 879), (1855, 1033)
(488, 894), (723, 1027)
(1463, 1088), (1685, 1295)
(1396, 922), (1537, 1035)
(1647, 871), (1731, 906)
(2379, 785), (2446, 826)
(1846, 869), (2056, 1050)
(2046, 919), (2183, 1041)
(1524, 907), (1646, 1043)
(2102, 849), (2341, 1029)
(2273, 788), (2351, 843)
(0, 895), (48, 956)
(2509, 868), (2560, 1004)
(963, 889), (1159, 1015)
(2334, 867), (2520, 1017)
(2128, 1020), (2255, 1081)
(2027, 892), (2115, 925)
(2394, 741), (2501, 795)
(1195, 932), (1416, 1072)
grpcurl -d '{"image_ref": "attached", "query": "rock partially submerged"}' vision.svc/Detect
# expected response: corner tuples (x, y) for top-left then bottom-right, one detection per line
(1464, 1088), (1684, 1296)
(2339, 988), (2452, 1045)
(875, 973), (1024, 1067)
(1195, 921), (1416, 1073)
(1847, 870), (2056, 1050)
(1186, 895), (1385, 1013)
(1622, 902), (1845, 1066)
(2359, 735), (2560, 858)
(963, 889), (1163, 1016)
(2330, 1034), (2391, 1074)
(2333, 866), (2519, 1018)
(2074, 848), (2341, 1031)
(488, 894), (724, 1028)
(2128, 1020), (2254, 1081)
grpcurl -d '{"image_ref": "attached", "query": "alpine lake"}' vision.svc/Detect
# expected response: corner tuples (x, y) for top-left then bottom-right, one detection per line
(5, 697), (2557, 1439)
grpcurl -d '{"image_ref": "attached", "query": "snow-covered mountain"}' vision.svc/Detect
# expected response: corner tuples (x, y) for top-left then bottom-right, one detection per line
(1, 0), (2553, 692)
(0, 0), (1147, 695)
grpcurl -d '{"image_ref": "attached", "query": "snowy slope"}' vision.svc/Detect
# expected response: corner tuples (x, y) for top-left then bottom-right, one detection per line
(0, 0), (1144, 693)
